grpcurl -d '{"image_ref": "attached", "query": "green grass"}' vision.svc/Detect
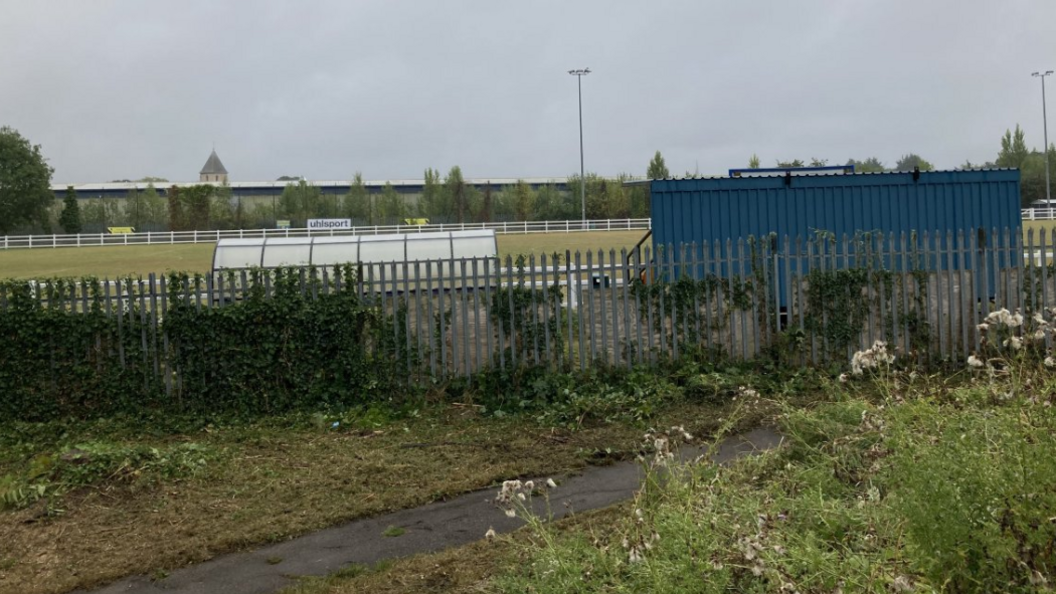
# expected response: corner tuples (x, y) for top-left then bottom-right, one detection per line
(382, 526), (406, 538)
(0, 230), (649, 280)
(0, 243), (216, 279)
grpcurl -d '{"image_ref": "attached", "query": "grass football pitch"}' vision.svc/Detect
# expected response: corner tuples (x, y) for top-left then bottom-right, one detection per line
(0, 230), (650, 279)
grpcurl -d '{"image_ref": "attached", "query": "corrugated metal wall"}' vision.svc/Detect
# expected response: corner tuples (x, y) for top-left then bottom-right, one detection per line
(650, 169), (1021, 252)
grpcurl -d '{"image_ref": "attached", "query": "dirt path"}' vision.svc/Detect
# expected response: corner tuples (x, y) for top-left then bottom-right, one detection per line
(76, 427), (782, 594)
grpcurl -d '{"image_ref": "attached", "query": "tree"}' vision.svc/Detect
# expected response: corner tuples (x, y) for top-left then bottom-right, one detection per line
(183, 185), (214, 229)
(0, 127), (54, 234)
(125, 186), (146, 228)
(445, 166), (466, 223)
(276, 175), (301, 182)
(567, 173), (608, 219)
(960, 159), (997, 170)
(996, 125), (1031, 170)
(511, 180), (536, 221)
(629, 183), (650, 218)
(345, 173), (371, 224)
(419, 168), (445, 218)
(776, 159), (806, 168)
(464, 185), (483, 222)
(894, 154), (935, 172)
(59, 186), (82, 234)
(846, 157), (886, 173)
(142, 184), (167, 228)
(647, 151), (670, 179)
(605, 175), (632, 218)
(210, 184), (237, 229)
(375, 183), (405, 222)
(137, 176), (168, 183)
(278, 180), (323, 224)
(83, 198), (121, 229)
(533, 183), (567, 220)
(167, 186), (185, 231)
(748, 154), (761, 169)
(480, 182), (493, 223)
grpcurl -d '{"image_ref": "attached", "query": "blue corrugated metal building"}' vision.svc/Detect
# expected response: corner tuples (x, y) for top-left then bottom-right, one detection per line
(649, 169), (1022, 302)
(650, 169), (1021, 250)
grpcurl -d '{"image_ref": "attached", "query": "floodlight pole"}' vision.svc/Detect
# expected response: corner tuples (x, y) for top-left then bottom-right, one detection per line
(569, 68), (591, 226)
(1034, 71), (1054, 202)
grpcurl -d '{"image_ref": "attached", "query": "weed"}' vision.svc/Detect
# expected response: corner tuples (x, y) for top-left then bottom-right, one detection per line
(382, 526), (405, 538)
(1, 441), (215, 511)
(492, 362), (1056, 593)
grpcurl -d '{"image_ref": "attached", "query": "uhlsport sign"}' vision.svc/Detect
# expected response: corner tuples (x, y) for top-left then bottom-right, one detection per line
(307, 219), (352, 230)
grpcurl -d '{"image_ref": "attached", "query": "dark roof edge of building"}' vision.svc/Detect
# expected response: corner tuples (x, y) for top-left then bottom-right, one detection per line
(654, 168), (1019, 182)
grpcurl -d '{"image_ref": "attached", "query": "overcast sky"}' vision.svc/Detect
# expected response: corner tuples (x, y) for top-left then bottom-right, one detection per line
(2, 0), (1054, 184)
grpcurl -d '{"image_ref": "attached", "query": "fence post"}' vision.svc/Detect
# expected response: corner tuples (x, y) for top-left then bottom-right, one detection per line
(29, 235), (32, 248)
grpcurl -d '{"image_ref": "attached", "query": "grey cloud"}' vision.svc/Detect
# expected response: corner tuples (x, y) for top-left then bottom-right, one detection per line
(1, 0), (1053, 183)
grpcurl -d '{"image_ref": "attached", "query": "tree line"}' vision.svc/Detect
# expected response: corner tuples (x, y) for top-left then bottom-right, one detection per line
(50, 166), (658, 233)
(4, 121), (1055, 235)
(750, 124), (1055, 206)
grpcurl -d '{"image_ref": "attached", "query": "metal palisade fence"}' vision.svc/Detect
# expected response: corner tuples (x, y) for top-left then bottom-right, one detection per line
(0, 227), (1047, 404)
(0, 218), (651, 249)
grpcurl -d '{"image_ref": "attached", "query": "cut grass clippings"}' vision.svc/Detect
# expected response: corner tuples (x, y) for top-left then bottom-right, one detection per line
(0, 231), (648, 280)
(0, 399), (754, 594)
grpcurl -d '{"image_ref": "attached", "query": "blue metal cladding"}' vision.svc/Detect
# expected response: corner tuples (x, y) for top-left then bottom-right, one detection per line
(649, 169), (1022, 300)
(651, 169), (1021, 252)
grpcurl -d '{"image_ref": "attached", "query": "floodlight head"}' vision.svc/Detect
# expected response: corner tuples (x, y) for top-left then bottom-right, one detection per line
(568, 68), (591, 76)
(1034, 71), (1054, 77)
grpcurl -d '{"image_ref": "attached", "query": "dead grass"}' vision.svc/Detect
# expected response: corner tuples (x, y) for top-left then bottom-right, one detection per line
(0, 231), (649, 280)
(0, 403), (733, 594)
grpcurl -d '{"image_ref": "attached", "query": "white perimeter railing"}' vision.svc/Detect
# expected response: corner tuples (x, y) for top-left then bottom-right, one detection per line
(0, 218), (652, 250)
(1022, 208), (1056, 221)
